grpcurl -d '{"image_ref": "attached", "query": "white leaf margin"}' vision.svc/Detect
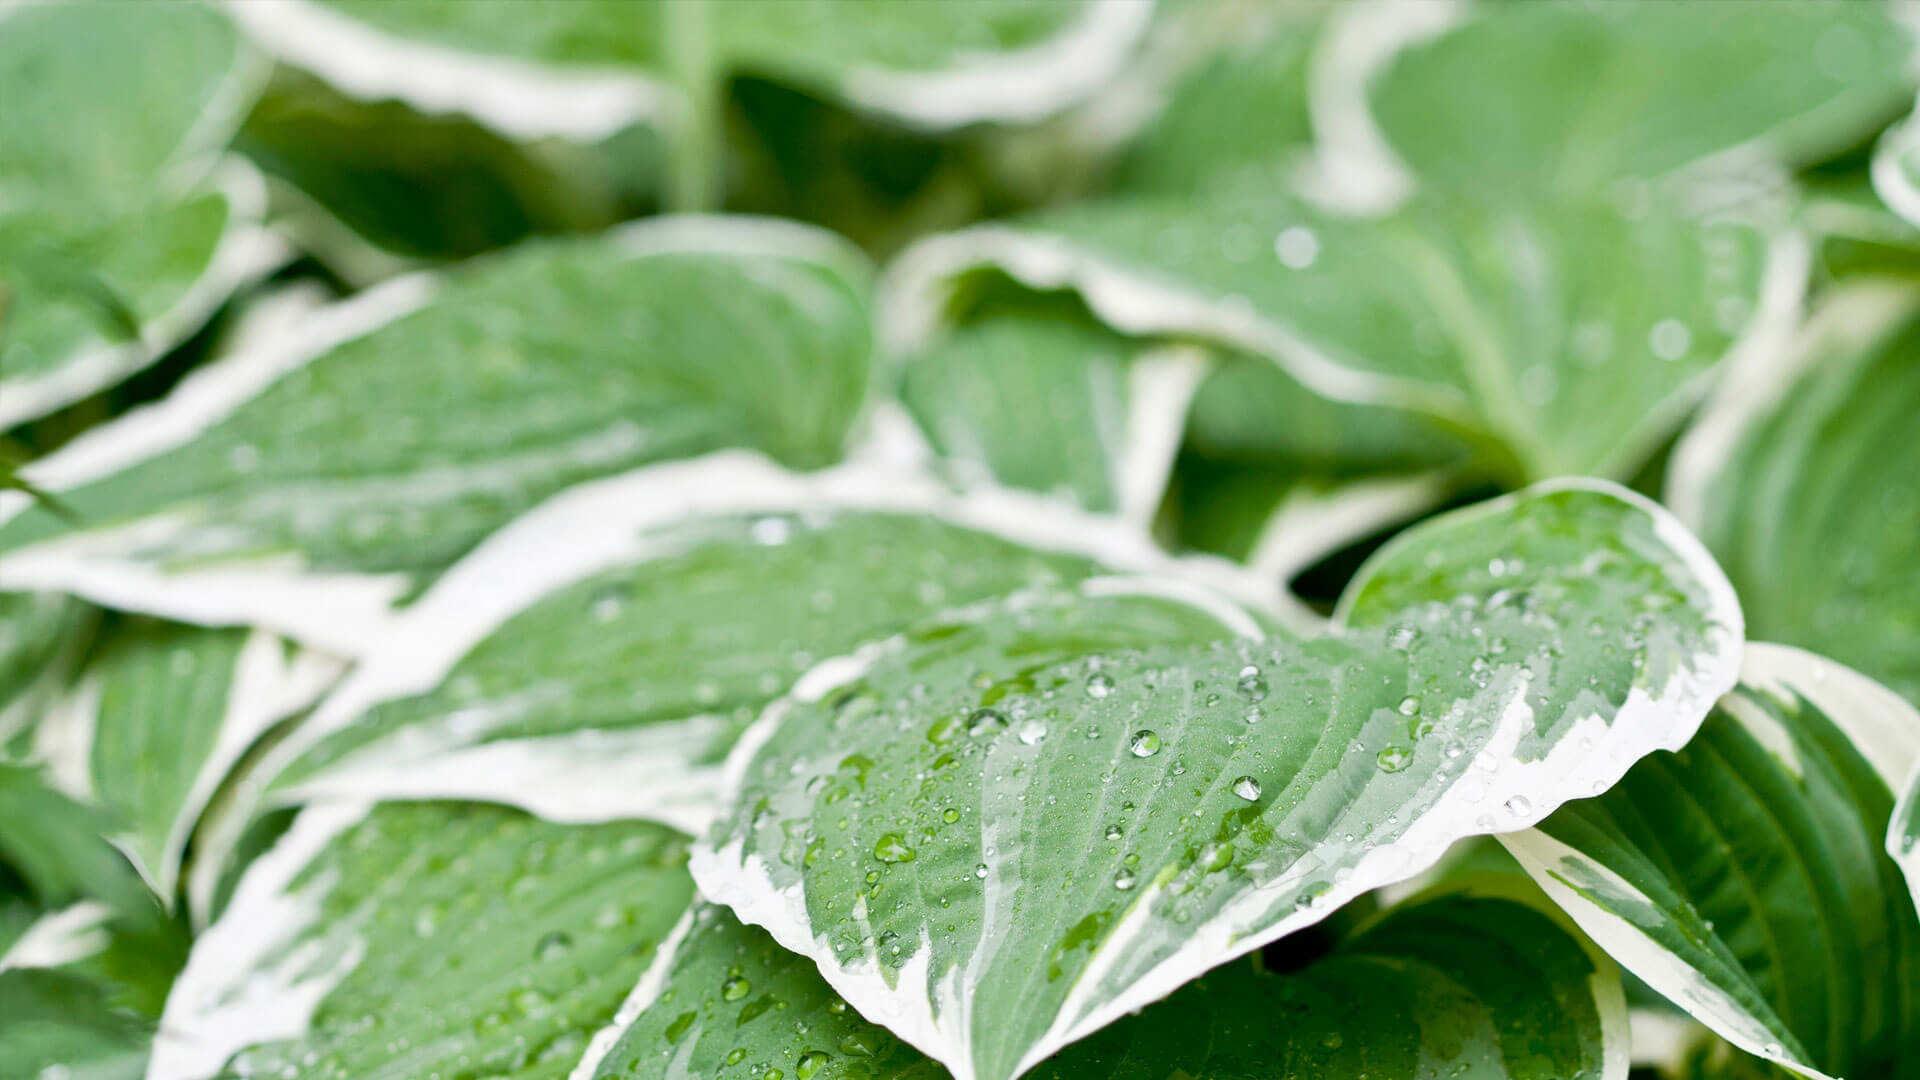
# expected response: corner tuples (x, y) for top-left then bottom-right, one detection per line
(186, 449), (1304, 925)
(224, 0), (1152, 139)
(1666, 283), (1917, 529)
(0, 160), (287, 430)
(1500, 642), (1920, 1080)
(690, 477), (1737, 1080)
(880, 208), (1809, 486)
(149, 800), (372, 1080)
(0, 215), (869, 659)
(30, 627), (342, 904)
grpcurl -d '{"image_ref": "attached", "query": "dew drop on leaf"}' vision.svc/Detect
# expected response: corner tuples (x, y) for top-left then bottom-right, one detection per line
(1128, 730), (1162, 757)
(1231, 775), (1262, 801)
(1085, 672), (1114, 699)
(873, 833), (916, 863)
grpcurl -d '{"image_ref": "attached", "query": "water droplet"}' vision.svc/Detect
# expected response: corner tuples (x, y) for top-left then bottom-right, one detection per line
(1085, 673), (1115, 699)
(1017, 720), (1047, 745)
(1113, 869), (1137, 890)
(974, 863), (989, 879)
(534, 930), (572, 961)
(966, 708), (1006, 736)
(873, 834), (916, 863)
(1503, 795), (1532, 818)
(1376, 745), (1413, 773)
(1104, 824), (1123, 841)
(1128, 730), (1162, 757)
(1274, 225), (1319, 269)
(750, 516), (793, 545)
(796, 1051), (830, 1079)
(1236, 666), (1269, 701)
(1649, 318), (1691, 361)
(1396, 695), (1421, 716)
(721, 975), (751, 1001)
(941, 807), (960, 824)
(1231, 775), (1262, 801)
(726, 1048), (748, 1065)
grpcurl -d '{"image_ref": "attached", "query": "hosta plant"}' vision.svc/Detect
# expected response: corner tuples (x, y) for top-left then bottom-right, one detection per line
(3, 3), (1920, 1080)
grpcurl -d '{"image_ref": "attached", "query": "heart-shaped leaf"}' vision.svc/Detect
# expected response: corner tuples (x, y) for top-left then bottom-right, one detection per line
(691, 481), (1738, 1080)
(583, 891), (1624, 1080)
(27, 619), (339, 903)
(149, 801), (695, 1080)
(1358, 0), (1913, 197)
(0, 218), (871, 657)
(0, 1), (280, 426)
(1502, 644), (1920, 1080)
(1670, 286), (1920, 704)
(886, 186), (1797, 487)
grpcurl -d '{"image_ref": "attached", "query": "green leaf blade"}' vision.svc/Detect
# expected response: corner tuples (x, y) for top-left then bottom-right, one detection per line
(692, 481), (1737, 1080)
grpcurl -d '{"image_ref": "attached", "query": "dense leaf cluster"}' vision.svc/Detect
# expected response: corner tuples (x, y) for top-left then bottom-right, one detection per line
(2, 3), (1918, 1080)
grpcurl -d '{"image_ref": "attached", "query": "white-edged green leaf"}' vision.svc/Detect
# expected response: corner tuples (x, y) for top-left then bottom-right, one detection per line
(228, 0), (1150, 139)
(1502, 644), (1920, 1080)
(0, 1), (281, 426)
(1356, 0), (1914, 198)
(1894, 767), (1920, 911)
(691, 480), (1738, 1080)
(583, 890), (1625, 1080)
(885, 187), (1800, 485)
(150, 800), (695, 1080)
(234, 65), (666, 285)
(895, 312), (1205, 522)
(185, 451), (1295, 924)
(1874, 102), (1920, 231)
(1669, 285), (1920, 704)
(28, 619), (339, 903)
(0, 217), (872, 657)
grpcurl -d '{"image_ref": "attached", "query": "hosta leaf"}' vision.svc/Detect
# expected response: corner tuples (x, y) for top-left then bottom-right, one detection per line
(229, 0), (1149, 139)
(0, 218), (871, 657)
(1111, 4), (1322, 199)
(1360, 0), (1913, 196)
(0, 592), (93, 750)
(1502, 644), (1920, 1080)
(1669, 286), (1920, 704)
(150, 801), (695, 1080)
(894, 312), (1204, 521)
(0, 967), (150, 1080)
(186, 453), (1285, 922)
(29, 618), (339, 902)
(236, 66), (666, 284)
(0, 1), (280, 427)
(692, 481), (1738, 1080)
(1895, 767), (1920, 910)
(886, 186), (1796, 485)
(585, 892), (1623, 1080)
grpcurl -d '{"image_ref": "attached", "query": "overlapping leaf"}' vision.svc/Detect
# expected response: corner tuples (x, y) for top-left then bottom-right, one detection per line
(1503, 644), (1920, 1079)
(150, 801), (695, 1080)
(229, 0), (1149, 138)
(187, 453), (1285, 922)
(692, 481), (1738, 1080)
(587, 892), (1623, 1080)
(28, 618), (339, 902)
(886, 183), (1792, 491)
(0, 0), (280, 427)
(1670, 286), (1920, 704)
(1362, 0), (1912, 197)
(895, 312), (1204, 521)
(0, 218), (871, 656)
